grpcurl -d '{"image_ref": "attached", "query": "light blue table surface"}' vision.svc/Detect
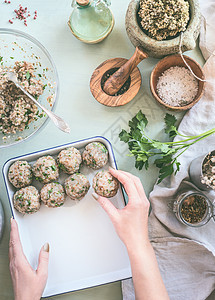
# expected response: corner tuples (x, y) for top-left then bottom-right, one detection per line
(0, 0), (204, 299)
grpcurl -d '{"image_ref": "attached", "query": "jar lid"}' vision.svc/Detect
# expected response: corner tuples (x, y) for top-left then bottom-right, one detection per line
(76, 0), (90, 6)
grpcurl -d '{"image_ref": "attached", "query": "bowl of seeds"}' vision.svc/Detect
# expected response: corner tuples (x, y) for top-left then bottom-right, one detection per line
(189, 150), (215, 191)
(150, 54), (205, 111)
(125, 0), (201, 58)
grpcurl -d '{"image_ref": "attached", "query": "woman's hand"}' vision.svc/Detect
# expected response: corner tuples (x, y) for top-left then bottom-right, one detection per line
(9, 218), (49, 300)
(92, 168), (150, 251)
(93, 168), (169, 300)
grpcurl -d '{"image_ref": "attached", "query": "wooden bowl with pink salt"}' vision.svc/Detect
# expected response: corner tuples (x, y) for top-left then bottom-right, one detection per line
(150, 54), (205, 111)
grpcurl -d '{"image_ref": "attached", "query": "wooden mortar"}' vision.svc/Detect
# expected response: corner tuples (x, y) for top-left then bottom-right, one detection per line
(90, 47), (148, 107)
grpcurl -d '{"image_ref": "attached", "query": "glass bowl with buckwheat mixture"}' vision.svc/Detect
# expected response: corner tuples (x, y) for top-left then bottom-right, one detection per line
(0, 28), (59, 148)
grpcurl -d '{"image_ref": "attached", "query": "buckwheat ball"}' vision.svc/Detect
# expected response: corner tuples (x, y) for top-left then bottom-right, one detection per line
(64, 173), (90, 200)
(40, 182), (65, 208)
(13, 186), (40, 214)
(8, 160), (33, 188)
(57, 147), (82, 174)
(33, 155), (59, 184)
(93, 170), (119, 198)
(82, 142), (108, 170)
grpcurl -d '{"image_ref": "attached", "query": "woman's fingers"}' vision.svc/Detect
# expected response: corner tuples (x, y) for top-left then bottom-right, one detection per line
(37, 243), (50, 279)
(92, 193), (119, 222)
(109, 168), (139, 201)
(117, 170), (147, 201)
(9, 218), (24, 260)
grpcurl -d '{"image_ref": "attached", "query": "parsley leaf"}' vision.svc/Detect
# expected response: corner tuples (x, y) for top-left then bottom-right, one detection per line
(164, 113), (178, 138)
(26, 71), (31, 80)
(119, 110), (215, 183)
(119, 129), (130, 143)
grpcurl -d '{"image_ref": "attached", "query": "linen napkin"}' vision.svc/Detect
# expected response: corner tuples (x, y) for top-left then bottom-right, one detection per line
(122, 1), (215, 299)
(199, 0), (215, 60)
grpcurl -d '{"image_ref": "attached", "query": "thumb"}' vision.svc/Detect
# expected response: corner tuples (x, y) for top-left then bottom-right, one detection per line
(37, 243), (50, 278)
(92, 192), (119, 222)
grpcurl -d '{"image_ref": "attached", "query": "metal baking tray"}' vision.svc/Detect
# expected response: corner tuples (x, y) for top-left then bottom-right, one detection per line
(2, 136), (131, 297)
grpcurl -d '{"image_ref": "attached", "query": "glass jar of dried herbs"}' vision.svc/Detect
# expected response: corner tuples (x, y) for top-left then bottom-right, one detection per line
(173, 190), (214, 227)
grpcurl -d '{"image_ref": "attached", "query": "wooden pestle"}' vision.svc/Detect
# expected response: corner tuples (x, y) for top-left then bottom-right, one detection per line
(103, 47), (148, 96)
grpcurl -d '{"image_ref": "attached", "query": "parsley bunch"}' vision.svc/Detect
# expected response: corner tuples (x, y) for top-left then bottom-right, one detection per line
(119, 110), (215, 183)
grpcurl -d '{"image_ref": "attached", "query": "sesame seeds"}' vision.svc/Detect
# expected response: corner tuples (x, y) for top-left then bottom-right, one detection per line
(156, 66), (198, 107)
(138, 0), (189, 41)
